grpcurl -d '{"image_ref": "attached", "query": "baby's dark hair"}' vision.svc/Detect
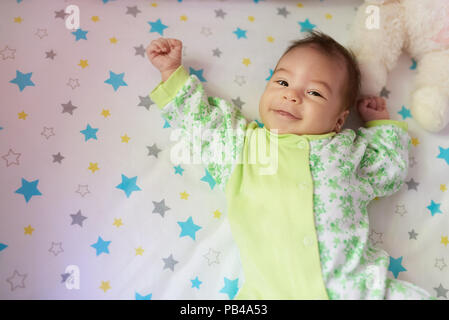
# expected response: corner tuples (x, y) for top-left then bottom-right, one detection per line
(276, 30), (361, 112)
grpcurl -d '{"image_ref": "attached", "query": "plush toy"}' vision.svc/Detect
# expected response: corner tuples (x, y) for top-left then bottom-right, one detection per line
(349, 0), (449, 133)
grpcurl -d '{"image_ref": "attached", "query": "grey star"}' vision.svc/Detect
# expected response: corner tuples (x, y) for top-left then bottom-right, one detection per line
(408, 229), (418, 240)
(61, 272), (70, 283)
(126, 6), (141, 17)
(49, 242), (64, 256)
(215, 9), (227, 19)
(232, 97), (244, 110)
(405, 178), (419, 191)
(148, 143), (162, 158)
(234, 75), (246, 86)
(76, 185), (90, 197)
(395, 204), (407, 216)
(380, 87), (390, 98)
(52, 152), (65, 163)
(61, 100), (77, 115)
(67, 78), (80, 89)
(434, 283), (448, 298)
(134, 44), (145, 57)
(6, 270), (27, 291)
(41, 127), (55, 139)
(369, 229), (383, 246)
(212, 48), (222, 58)
(70, 210), (87, 227)
(435, 258), (447, 271)
(45, 50), (56, 60)
(152, 199), (170, 217)
(138, 95), (152, 110)
(277, 7), (290, 18)
(54, 9), (68, 19)
(203, 248), (220, 266)
(162, 254), (178, 271)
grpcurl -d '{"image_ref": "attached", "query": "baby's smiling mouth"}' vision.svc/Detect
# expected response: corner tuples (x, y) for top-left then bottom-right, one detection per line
(271, 108), (301, 120)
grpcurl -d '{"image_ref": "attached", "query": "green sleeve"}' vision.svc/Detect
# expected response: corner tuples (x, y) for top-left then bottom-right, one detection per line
(149, 65), (190, 109)
(365, 119), (408, 132)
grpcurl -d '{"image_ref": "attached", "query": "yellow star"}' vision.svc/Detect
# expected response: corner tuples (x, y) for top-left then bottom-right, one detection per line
(121, 134), (131, 143)
(248, 16), (255, 22)
(88, 162), (100, 173)
(24, 225), (34, 235)
(213, 210), (221, 219)
(101, 109), (111, 118)
(78, 59), (88, 68)
(411, 137), (420, 147)
(441, 184), (447, 192)
(180, 191), (189, 200)
(442, 236), (449, 247)
(110, 37), (118, 44)
(18, 111), (28, 120)
(14, 17), (23, 23)
(374, 197), (379, 201)
(91, 16), (100, 22)
(135, 246), (144, 256)
(297, 3), (304, 8)
(242, 58), (251, 67)
(325, 13), (333, 19)
(180, 15), (188, 21)
(267, 36), (274, 43)
(151, 3), (158, 7)
(100, 281), (111, 292)
(113, 218), (123, 227)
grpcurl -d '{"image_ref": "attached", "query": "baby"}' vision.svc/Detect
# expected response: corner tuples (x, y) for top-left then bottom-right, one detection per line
(147, 31), (435, 300)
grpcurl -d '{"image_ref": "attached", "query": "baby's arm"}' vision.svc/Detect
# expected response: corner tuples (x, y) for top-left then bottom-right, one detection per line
(147, 38), (248, 191)
(354, 96), (410, 198)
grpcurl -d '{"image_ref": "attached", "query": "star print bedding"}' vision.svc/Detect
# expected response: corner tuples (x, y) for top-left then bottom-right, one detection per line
(0, 0), (448, 300)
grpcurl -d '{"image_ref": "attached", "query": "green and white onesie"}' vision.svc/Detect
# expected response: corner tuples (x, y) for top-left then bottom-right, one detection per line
(150, 65), (435, 300)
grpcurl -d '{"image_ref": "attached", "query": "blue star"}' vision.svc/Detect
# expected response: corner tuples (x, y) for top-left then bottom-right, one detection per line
(148, 19), (168, 36)
(410, 58), (417, 70)
(220, 277), (239, 300)
(163, 119), (171, 128)
(72, 28), (88, 41)
(10, 70), (35, 91)
(426, 200), (443, 216)
(104, 71), (128, 91)
(135, 292), (152, 300)
(437, 146), (449, 165)
(115, 174), (142, 198)
(102, 0), (116, 3)
(200, 169), (216, 189)
(174, 165), (184, 175)
(298, 19), (316, 32)
(90, 236), (111, 256)
(15, 178), (42, 203)
(233, 27), (247, 39)
(80, 124), (99, 141)
(266, 69), (274, 81)
(177, 216), (202, 240)
(191, 276), (202, 289)
(0, 243), (8, 252)
(189, 67), (207, 82)
(398, 105), (412, 120)
(388, 256), (407, 278)
(254, 119), (264, 128)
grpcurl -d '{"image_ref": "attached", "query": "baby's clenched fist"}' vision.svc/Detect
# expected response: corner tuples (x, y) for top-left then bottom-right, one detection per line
(357, 95), (390, 122)
(146, 38), (183, 80)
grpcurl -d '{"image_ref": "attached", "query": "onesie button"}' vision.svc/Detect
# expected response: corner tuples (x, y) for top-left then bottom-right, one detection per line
(297, 140), (307, 149)
(303, 236), (314, 247)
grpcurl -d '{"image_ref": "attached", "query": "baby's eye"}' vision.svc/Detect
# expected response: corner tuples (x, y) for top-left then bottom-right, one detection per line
(308, 90), (323, 98)
(276, 80), (288, 87)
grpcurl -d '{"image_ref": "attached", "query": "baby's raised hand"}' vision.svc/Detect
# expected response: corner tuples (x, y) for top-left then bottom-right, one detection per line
(357, 95), (390, 122)
(146, 38), (183, 78)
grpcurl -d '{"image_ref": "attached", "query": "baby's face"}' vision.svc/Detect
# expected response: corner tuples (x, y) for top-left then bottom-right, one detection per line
(259, 45), (349, 135)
